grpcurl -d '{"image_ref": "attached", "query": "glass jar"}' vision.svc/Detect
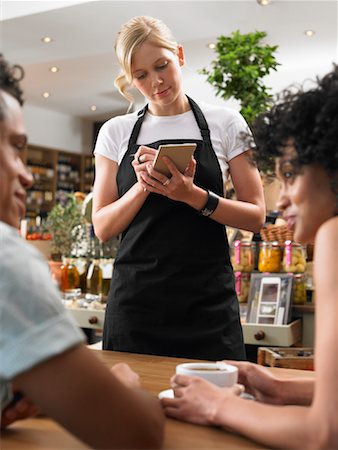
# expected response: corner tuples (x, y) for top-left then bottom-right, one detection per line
(292, 274), (307, 304)
(235, 272), (251, 303)
(231, 240), (255, 272)
(258, 241), (282, 273)
(60, 257), (80, 292)
(282, 241), (307, 273)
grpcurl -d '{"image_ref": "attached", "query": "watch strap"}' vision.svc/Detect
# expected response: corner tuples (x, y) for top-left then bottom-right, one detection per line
(198, 190), (219, 217)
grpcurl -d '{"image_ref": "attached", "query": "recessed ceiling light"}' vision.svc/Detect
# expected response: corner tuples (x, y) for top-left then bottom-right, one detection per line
(42, 92), (50, 98)
(304, 30), (315, 37)
(41, 36), (53, 43)
(90, 105), (97, 112)
(207, 43), (216, 49)
(49, 66), (59, 73)
(257, 0), (271, 5)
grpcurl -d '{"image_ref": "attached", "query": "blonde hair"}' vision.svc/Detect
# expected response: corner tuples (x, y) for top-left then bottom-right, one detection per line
(114, 16), (178, 104)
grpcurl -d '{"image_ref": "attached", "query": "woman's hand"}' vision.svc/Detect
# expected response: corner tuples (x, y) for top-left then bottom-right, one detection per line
(110, 363), (140, 389)
(221, 360), (284, 405)
(131, 145), (157, 190)
(161, 374), (244, 426)
(1, 390), (40, 429)
(140, 156), (197, 202)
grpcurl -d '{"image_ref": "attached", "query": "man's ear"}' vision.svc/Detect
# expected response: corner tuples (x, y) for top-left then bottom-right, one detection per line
(177, 45), (185, 67)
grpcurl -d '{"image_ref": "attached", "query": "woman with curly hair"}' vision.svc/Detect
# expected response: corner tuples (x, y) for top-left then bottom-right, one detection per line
(162, 66), (338, 449)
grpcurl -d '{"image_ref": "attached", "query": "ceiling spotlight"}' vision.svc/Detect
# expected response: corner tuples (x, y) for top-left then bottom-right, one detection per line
(304, 30), (315, 37)
(207, 43), (216, 49)
(257, 0), (271, 5)
(41, 36), (53, 43)
(49, 66), (59, 73)
(42, 92), (50, 98)
(90, 105), (97, 112)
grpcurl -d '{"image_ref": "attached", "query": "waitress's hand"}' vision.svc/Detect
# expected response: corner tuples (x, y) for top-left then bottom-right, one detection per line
(141, 156), (197, 202)
(111, 363), (140, 389)
(131, 145), (157, 190)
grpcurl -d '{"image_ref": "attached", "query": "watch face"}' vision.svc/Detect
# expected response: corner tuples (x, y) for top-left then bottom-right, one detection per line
(201, 208), (213, 217)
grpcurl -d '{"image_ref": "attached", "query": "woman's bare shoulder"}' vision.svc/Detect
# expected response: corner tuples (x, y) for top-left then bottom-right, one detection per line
(315, 216), (337, 247)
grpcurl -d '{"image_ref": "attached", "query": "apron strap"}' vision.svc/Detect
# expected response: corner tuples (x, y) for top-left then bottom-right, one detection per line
(127, 104), (149, 149)
(186, 96), (213, 149)
(127, 97), (213, 150)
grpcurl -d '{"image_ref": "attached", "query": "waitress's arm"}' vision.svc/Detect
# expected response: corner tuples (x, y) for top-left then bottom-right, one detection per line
(184, 152), (265, 233)
(92, 155), (149, 242)
(209, 151), (265, 232)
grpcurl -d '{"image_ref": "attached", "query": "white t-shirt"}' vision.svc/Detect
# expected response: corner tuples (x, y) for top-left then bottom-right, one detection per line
(94, 101), (250, 188)
(0, 222), (85, 412)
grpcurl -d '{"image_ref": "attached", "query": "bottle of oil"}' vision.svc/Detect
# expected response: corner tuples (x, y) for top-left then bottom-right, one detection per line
(60, 257), (80, 292)
(86, 226), (102, 297)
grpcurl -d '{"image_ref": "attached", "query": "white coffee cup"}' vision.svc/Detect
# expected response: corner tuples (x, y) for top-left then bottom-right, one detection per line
(175, 362), (238, 387)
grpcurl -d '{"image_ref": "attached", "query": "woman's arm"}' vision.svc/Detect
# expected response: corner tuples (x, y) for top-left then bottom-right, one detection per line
(14, 344), (164, 449)
(92, 154), (149, 241)
(223, 360), (314, 406)
(163, 218), (337, 449)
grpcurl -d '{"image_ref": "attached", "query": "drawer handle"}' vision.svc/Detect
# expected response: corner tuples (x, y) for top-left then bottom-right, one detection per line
(88, 316), (98, 325)
(254, 330), (265, 341)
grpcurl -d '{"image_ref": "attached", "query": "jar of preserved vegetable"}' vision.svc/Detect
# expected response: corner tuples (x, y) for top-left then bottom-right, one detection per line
(258, 241), (282, 273)
(282, 240), (307, 273)
(231, 240), (255, 272)
(60, 257), (80, 292)
(292, 274), (307, 304)
(235, 272), (251, 303)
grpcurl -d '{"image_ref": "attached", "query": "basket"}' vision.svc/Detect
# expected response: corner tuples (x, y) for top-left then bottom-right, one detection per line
(260, 224), (294, 244)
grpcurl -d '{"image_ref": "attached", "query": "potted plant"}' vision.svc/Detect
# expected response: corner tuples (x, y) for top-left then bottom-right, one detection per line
(200, 30), (280, 125)
(44, 194), (86, 283)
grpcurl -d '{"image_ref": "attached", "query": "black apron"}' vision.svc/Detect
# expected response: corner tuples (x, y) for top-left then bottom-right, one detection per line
(103, 97), (245, 361)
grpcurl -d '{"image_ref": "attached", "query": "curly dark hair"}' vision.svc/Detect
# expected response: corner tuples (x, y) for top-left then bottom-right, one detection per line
(0, 54), (25, 120)
(247, 65), (338, 188)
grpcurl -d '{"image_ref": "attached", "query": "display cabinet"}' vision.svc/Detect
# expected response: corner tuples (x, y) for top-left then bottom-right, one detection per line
(22, 145), (95, 219)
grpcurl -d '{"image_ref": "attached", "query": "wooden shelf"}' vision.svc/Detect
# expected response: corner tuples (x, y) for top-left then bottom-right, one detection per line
(22, 145), (95, 218)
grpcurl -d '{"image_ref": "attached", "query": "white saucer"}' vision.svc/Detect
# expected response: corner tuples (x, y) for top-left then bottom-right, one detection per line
(158, 388), (174, 399)
(158, 388), (255, 401)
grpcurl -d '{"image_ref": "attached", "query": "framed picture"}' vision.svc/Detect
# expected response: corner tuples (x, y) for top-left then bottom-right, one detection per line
(246, 273), (293, 325)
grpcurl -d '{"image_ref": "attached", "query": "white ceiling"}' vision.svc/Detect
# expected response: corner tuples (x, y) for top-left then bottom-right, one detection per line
(2, 0), (337, 120)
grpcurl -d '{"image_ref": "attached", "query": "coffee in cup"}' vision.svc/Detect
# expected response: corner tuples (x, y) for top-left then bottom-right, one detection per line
(175, 362), (238, 387)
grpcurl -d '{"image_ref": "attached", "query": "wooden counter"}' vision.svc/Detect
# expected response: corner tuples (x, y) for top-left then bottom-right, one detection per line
(2, 350), (315, 450)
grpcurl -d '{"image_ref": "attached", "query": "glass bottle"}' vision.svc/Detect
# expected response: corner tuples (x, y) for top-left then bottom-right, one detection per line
(75, 257), (88, 294)
(60, 257), (80, 292)
(100, 258), (114, 301)
(86, 226), (102, 297)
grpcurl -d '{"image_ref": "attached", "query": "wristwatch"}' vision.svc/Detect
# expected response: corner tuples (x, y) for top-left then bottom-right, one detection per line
(198, 190), (220, 217)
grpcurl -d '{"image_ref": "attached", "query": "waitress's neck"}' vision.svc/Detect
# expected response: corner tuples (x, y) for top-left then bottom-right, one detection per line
(148, 94), (190, 117)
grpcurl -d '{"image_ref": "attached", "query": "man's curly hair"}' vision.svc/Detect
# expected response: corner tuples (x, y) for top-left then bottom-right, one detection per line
(246, 64), (338, 189)
(0, 53), (25, 120)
